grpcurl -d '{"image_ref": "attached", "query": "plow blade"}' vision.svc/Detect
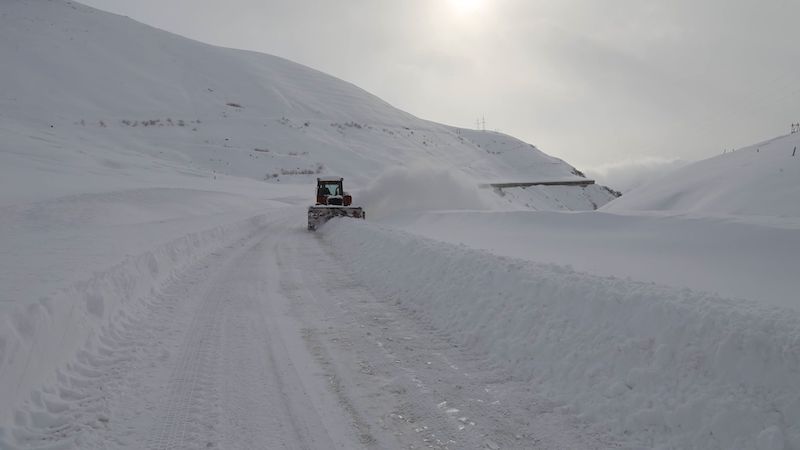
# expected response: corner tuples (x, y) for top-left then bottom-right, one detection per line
(308, 206), (365, 230)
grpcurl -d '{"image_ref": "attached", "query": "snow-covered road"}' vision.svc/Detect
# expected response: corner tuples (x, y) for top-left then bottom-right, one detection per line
(6, 212), (608, 449)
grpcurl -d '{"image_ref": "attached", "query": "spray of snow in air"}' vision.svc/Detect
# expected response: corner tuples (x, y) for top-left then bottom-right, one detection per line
(354, 165), (503, 220)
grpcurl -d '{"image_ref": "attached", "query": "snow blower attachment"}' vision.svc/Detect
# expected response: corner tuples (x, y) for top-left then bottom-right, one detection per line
(308, 177), (365, 230)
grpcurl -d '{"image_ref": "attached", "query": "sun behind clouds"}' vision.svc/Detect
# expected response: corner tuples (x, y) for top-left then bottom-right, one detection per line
(447, 0), (485, 15)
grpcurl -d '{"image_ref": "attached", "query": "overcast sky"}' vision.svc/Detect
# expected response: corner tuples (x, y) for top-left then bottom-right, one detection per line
(78, 0), (800, 173)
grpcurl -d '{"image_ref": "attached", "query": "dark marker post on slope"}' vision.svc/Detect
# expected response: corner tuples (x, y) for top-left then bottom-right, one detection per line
(793, 146), (796, 157)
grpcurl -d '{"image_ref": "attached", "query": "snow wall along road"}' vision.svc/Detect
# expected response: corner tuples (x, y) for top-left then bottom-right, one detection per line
(322, 219), (800, 450)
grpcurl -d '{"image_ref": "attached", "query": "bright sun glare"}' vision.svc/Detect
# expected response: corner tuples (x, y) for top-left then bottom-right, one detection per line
(448, 0), (484, 15)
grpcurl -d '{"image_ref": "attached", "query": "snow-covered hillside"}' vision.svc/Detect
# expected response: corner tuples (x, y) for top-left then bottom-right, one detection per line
(3, 1), (798, 449)
(605, 132), (800, 217)
(0, 0), (612, 208)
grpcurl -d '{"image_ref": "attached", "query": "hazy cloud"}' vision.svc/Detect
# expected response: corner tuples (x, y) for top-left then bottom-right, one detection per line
(585, 158), (690, 193)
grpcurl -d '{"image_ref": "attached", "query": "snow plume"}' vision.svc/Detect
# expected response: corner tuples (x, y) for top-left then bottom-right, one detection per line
(354, 165), (501, 220)
(585, 157), (690, 193)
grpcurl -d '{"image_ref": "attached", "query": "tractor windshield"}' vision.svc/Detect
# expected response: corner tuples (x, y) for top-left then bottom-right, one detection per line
(320, 182), (342, 196)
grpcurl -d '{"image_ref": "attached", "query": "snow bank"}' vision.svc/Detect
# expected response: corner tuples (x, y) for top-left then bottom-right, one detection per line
(0, 215), (267, 426)
(354, 166), (501, 219)
(384, 210), (800, 310)
(324, 219), (800, 449)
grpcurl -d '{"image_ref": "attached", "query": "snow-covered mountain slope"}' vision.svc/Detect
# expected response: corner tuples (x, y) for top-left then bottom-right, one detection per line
(605, 132), (800, 217)
(0, 0), (613, 209)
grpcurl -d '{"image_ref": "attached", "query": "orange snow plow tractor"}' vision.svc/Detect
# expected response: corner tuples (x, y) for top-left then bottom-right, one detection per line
(307, 177), (365, 230)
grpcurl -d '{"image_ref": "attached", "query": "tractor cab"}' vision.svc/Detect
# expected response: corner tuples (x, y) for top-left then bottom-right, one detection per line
(316, 177), (352, 206)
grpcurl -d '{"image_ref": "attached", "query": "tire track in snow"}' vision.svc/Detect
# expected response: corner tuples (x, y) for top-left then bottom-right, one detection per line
(4, 216), (367, 450)
(276, 230), (486, 449)
(5, 213), (615, 450)
(277, 222), (616, 450)
(4, 233), (245, 450)
(145, 262), (225, 450)
(146, 224), (360, 450)
(216, 237), (318, 450)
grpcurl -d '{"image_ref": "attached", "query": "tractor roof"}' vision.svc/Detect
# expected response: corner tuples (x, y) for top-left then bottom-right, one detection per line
(318, 176), (344, 182)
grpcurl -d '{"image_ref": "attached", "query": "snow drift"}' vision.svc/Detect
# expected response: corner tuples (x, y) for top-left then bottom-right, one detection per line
(323, 219), (800, 450)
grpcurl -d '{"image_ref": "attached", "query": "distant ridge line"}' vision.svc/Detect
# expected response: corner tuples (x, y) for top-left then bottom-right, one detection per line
(480, 180), (596, 189)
